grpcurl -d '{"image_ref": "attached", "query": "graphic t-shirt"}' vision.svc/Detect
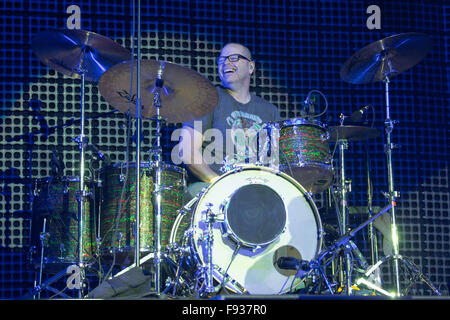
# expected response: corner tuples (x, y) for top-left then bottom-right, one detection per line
(184, 86), (280, 175)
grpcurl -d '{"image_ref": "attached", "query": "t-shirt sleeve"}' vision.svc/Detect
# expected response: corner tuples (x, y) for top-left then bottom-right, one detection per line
(182, 111), (214, 132)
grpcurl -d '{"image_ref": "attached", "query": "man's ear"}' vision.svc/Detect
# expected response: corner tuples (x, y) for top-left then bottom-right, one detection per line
(249, 61), (255, 75)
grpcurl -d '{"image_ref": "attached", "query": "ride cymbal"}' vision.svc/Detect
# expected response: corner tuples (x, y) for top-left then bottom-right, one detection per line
(98, 59), (218, 123)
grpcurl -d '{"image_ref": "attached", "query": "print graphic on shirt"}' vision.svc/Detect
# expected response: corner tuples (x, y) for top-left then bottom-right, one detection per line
(226, 110), (263, 164)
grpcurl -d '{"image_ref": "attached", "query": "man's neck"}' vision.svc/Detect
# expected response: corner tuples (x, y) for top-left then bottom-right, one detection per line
(224, 86), (251, 104)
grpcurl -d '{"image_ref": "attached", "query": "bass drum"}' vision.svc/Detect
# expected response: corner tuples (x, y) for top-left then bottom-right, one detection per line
(171, 165), (323, 295)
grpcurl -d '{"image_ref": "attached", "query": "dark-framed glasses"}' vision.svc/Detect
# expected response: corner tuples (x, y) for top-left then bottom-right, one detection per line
(216, 54), (252, 64)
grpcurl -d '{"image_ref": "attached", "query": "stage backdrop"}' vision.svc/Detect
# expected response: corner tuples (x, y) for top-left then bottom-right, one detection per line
(0, 0), (448, 298)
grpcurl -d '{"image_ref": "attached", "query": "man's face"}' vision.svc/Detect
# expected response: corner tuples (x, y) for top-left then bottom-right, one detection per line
(217, 44), (254, 88)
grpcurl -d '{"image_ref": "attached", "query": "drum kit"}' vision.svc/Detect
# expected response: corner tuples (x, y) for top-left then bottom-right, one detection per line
(27, 29), (441, 299)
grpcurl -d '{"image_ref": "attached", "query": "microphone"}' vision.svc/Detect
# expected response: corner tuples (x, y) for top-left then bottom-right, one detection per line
(350, 105), (370, 122)
(90, 144), (111, 165)
(276, 257), (309, 271)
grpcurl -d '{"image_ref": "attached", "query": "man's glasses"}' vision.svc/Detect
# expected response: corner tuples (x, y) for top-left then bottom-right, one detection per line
(216, 54), (252, 64)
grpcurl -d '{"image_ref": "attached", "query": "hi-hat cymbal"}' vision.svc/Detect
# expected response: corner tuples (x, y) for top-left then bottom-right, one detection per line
(340, 33), (432, 84)
(329, 125), (380, 142)
(98, 59), (218, 123)
(31, 29), (131, 82)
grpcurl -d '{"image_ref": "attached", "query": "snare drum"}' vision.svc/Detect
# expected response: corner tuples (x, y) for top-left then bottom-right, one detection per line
(277, 118), (333, 193)
(32, 176), (95, 267)
(170, 165), (323, 295)
(99, 162), (186, 254)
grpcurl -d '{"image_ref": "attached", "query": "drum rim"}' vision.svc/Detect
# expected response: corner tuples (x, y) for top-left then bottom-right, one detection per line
(278, 117), (327, 128)
(99, 161), (186, 174)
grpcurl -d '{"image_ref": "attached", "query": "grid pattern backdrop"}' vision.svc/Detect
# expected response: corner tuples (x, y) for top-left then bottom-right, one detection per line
(0, 0), (448, 298)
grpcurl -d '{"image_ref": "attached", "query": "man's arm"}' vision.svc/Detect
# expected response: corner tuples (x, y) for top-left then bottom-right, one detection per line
(179, 125), (219, 183)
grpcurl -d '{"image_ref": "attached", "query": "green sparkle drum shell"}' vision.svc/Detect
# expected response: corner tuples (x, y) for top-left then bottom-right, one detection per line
(99, 162), (186, 253)
(278, 118), (333, 193)
(32, 176), (95, 265)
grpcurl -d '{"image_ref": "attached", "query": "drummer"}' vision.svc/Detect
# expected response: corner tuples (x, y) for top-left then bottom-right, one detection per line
(179, 42), (280, 200)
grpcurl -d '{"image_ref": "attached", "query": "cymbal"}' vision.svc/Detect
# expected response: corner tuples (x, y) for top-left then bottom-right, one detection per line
(31, 29), (131, 82)
(98, 59), (218, 123)
(340, 33), (432, 84)
(329, 125), (380, 142)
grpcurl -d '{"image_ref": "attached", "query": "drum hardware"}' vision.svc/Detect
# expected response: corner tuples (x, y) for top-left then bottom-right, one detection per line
(356, 254), (441, 296)
(36, 218), (48, 299)
(301, 89), (329, 121)
(149, 62), (165, 296)
(340, 32), (438, 296)
(364, 136), (379, 269)
(327, 121), (382, 294)
(26, 213), (98, 299)
(336, 135), (352, 294)
(31, 28), (131, 298)
(26, 266), (73, 299)
(310, 203), (393, 295)
(202, 203), (217, 295)
(167, 246), (192, 296)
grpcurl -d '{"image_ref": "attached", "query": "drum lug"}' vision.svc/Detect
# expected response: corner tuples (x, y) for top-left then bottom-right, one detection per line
(251, 245), (262, 253)
(304, 190), (313, 200)
(320, 131), (330, 142)
(96, 178), (103, 188)
(220, 226), (232, 239)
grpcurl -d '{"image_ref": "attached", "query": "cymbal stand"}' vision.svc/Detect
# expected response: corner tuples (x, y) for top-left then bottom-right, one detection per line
(150, 61), (166, 296)
(73, 63), (89, 298)
(202, 204), (216, 295)
(356, 253), (441, 296)
(366, 72), (442, 297)
(365, 141), (379, 266)
(35, 218), (48, 299)
(134, 0), (143, 273)
(381, 72), (402, 296)
(336, 133), (353, 295)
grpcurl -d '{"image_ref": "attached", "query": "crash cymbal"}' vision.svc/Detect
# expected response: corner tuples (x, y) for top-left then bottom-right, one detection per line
(31, 29), (131, 82)
(329, 125), (380, 142)
(340, 33), (432, 84)
(98, 59), (218, 123)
